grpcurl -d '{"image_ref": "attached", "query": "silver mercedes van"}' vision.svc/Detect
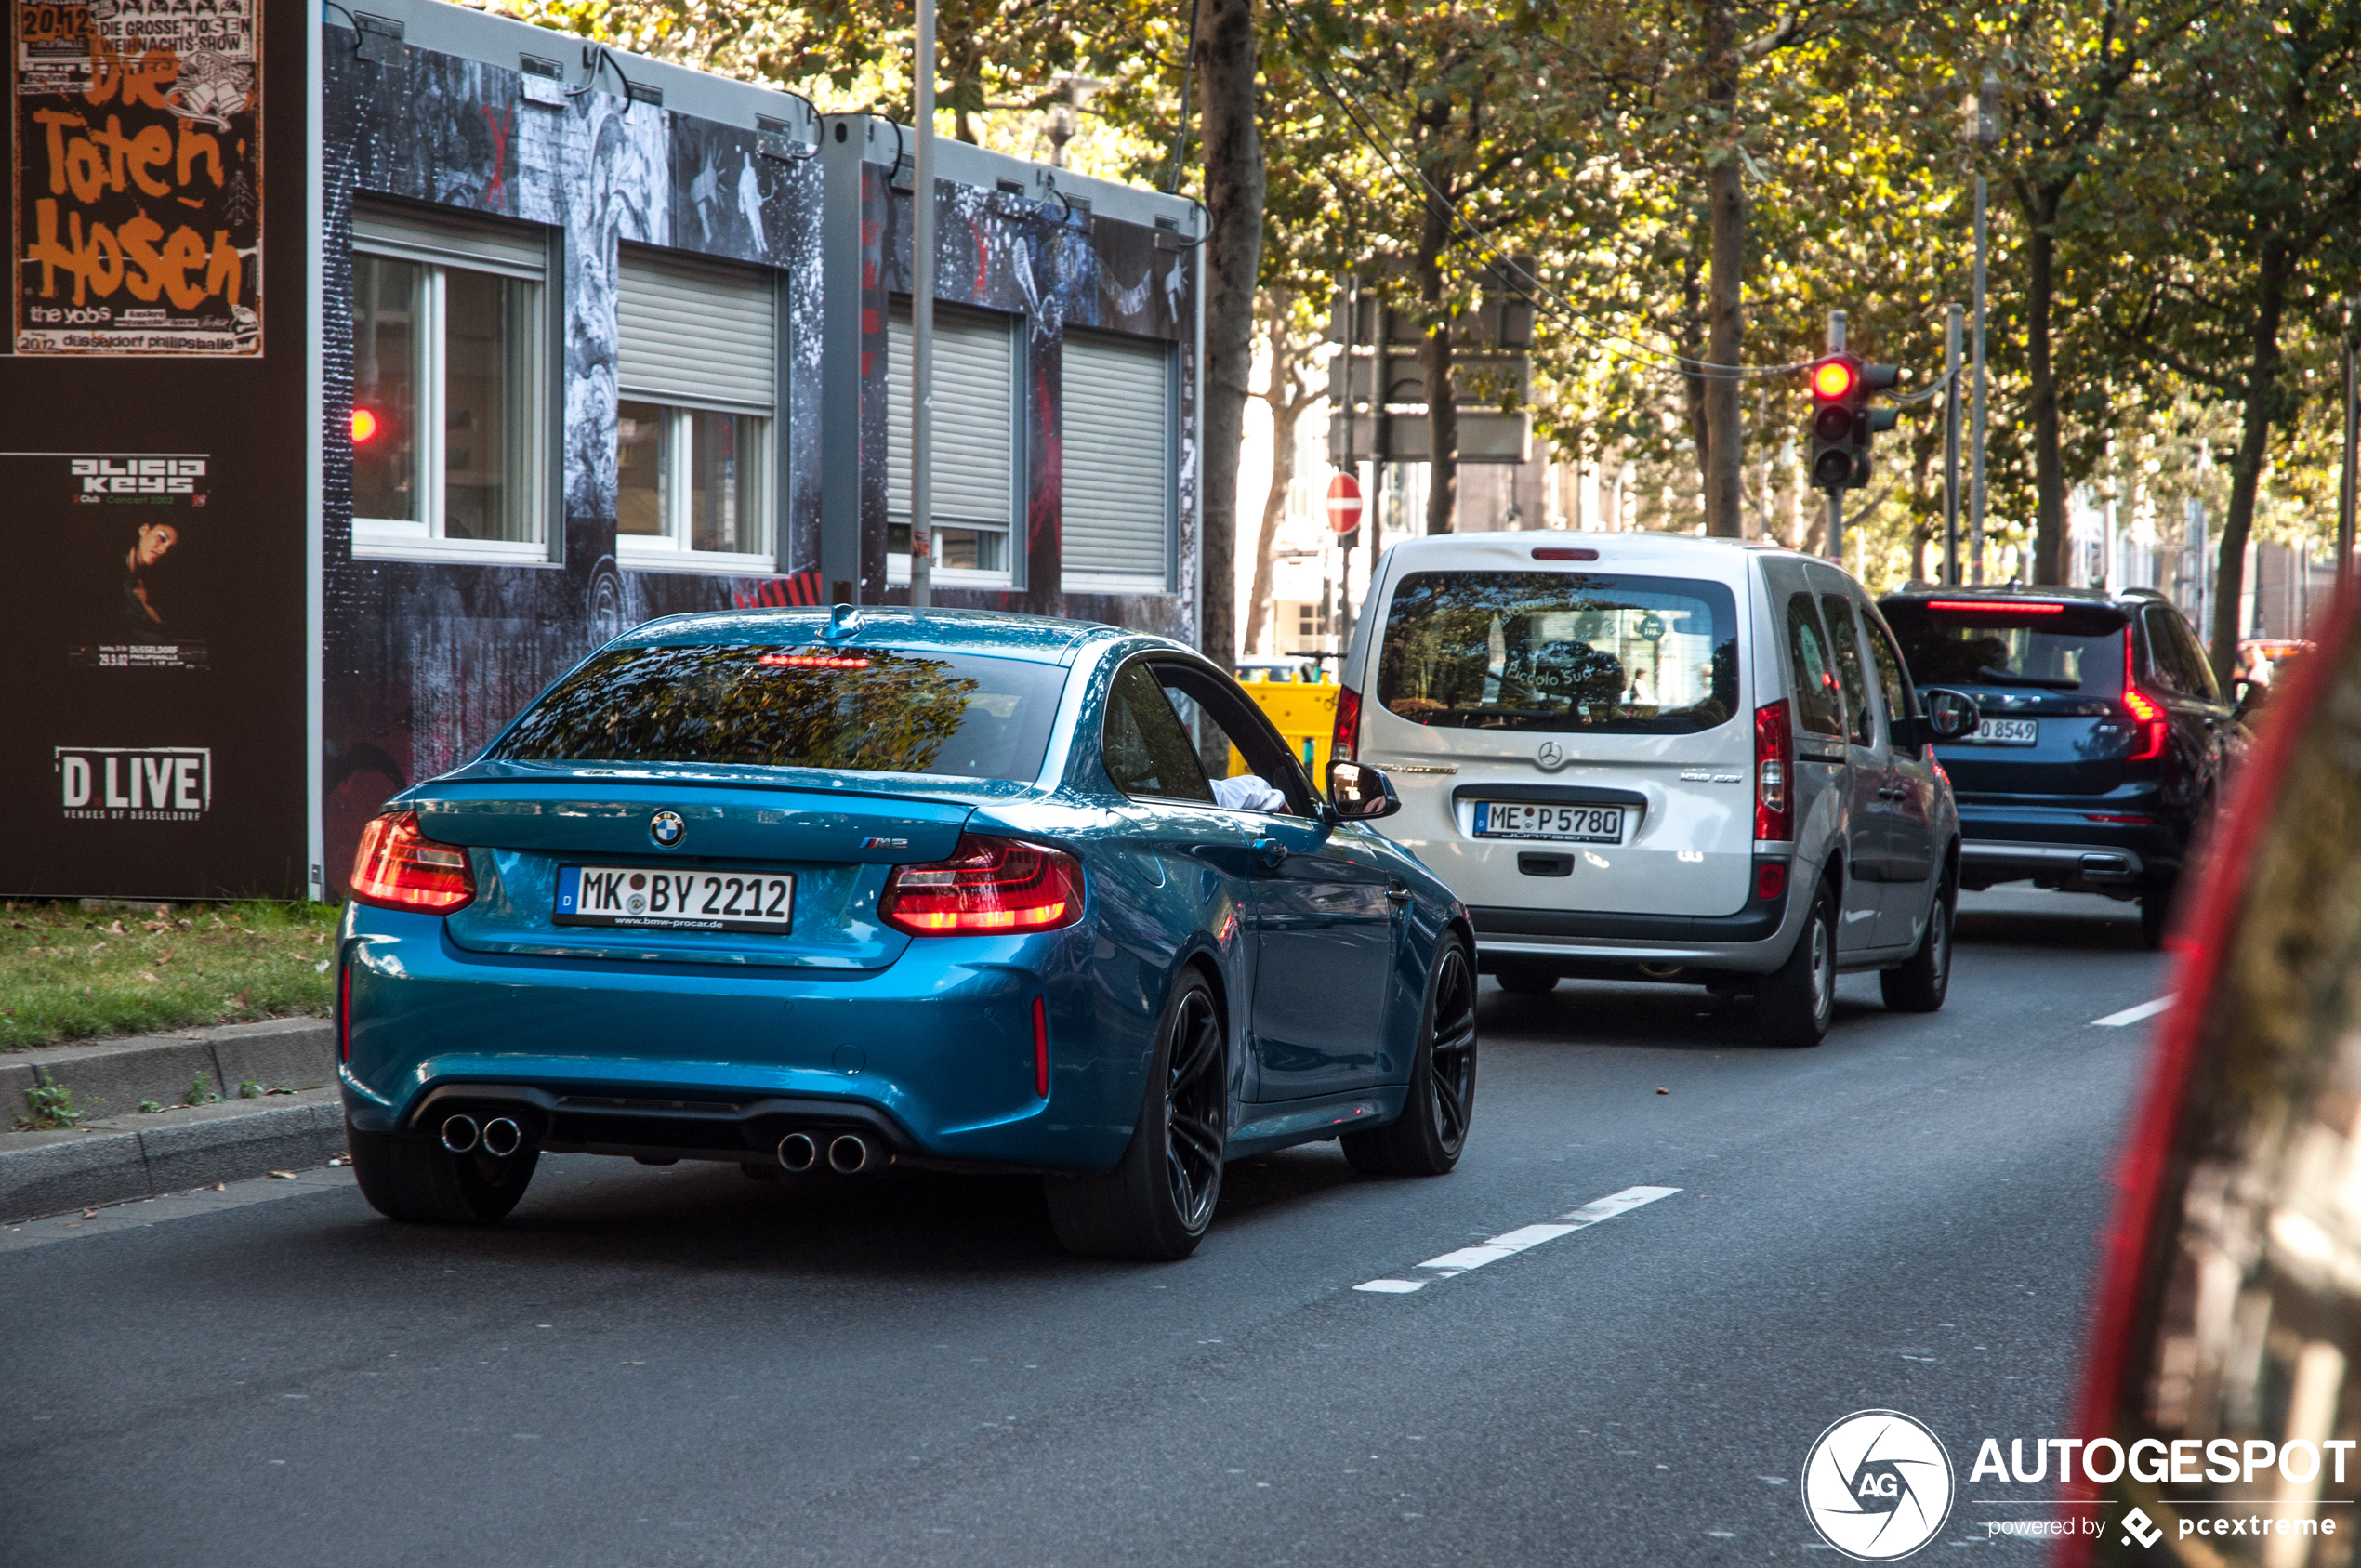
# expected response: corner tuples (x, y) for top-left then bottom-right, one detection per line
(1331, 532), (1977, 1046)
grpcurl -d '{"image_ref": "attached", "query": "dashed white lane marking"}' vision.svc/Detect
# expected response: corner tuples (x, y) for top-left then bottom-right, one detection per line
(1352, 1185), (1681, 1294)
(2092, 996), (2173, 1028)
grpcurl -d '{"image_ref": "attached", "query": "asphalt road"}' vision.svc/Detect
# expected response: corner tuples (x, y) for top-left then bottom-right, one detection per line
(1, 888), (2166, 1566)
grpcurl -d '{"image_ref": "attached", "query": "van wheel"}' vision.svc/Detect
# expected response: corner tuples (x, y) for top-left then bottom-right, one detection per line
(1880, 886), (1952, 1013)
(1045, 969), (1225, 1260)
(1493, 961), (1558, 995)
(1345, 936), (1477, 1177)
(1757, 884), (1836, 1048)
(349, 1125), (538, 1223)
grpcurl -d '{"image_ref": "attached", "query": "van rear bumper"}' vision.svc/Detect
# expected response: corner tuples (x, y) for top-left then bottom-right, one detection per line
(1466, 863), (1804, 973)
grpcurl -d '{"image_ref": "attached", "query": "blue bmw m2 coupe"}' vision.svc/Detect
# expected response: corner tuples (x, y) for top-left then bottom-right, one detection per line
(337, 607), (1476, 1258)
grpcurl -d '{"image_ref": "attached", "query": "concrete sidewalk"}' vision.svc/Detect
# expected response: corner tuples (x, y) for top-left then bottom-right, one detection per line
(2, 1018), (345, 1222)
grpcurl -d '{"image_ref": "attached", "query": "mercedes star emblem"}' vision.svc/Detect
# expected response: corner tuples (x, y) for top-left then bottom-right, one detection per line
(1537, 741), (1568, 771)
(649, 810), (686, 848)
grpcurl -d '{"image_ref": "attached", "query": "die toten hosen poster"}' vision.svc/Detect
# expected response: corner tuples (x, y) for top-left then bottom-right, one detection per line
(12, 0), (262, 354)
(1, 448), (305, 898)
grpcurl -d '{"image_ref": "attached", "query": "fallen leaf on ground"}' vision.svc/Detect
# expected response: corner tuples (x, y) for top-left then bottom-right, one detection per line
(138, 971), (160, 983)
(268, 1171), (298, 1179)
(1655, 1087), (1669, 1095)
(82, 1207), (96, 1219)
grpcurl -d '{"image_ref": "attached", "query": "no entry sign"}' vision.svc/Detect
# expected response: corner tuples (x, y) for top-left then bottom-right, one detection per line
(1326, 473), (1365, 535)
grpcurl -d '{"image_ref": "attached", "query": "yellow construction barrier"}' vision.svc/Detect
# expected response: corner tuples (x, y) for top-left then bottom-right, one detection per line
(1233, 670), (1341, 783)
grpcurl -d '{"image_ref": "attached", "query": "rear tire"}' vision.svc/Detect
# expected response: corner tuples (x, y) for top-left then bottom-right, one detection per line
(2140, 879), (2174, 950)
(1757, 884), (1836, 1048)
(1880, 883), (1952, 1013)
(1344, 935), (1478, 1178)
(1045, 969), (1226, 1260)
(1493, 961), (1558, 995)
(349, 1124), (538, 1223)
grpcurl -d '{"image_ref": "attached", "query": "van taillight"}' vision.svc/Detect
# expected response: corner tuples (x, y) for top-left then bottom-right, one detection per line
(1755, 700), (1794, 842)
(350, 810), (475, 913)
(1331, 686), (1363, 763)
(2123, 638), (2169, 762)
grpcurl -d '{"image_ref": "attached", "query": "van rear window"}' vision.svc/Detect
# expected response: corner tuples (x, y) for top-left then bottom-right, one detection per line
(493, 644), (1067, 781)
(1376, 572), (1738, 734)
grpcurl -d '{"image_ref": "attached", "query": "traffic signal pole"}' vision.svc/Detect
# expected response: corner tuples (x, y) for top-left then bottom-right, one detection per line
(1826, 310), (1847, 568)
(1943, 304), (1962, 586)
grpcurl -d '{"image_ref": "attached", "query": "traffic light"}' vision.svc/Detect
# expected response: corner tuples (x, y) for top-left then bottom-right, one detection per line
(1806, 355), (1904, 492)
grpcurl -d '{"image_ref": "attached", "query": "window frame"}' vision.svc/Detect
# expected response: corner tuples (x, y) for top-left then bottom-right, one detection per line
(613, 400), (777, 574)
(885, 296), (1023, 590)
(1060, 327), (1179, 596)
(612, 243), (784, 575)
(1819, 593), (1877, 750)
(348, 205), (556, 565)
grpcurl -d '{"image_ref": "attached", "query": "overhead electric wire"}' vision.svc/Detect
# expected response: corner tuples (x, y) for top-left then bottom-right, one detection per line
(1264, 0), (1815, 383)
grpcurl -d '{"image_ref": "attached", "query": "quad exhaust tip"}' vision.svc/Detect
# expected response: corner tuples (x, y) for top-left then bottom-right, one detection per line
(481, 1117), (523, 1158)
(440, 1114), (480, 1153)
(827, 1134), (873, 1175)
(776, 1133), (819, 1173)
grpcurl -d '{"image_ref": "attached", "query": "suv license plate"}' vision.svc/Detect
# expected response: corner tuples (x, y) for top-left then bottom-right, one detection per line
(556, 865), (793, 933)
(1472, 802), (1624, 843)
(1972, 718), (2039, 745)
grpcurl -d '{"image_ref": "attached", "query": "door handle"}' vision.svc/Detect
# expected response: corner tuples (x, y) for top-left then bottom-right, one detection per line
(1252, 837), (1287, 871)
(1386, 882), (1412, 905)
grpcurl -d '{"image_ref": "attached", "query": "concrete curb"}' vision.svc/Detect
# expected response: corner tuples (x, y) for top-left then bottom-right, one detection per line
(1, 1089), (348, 1222)
(4, 1017), (334, 1126)
(3, 1014), (346, 1222)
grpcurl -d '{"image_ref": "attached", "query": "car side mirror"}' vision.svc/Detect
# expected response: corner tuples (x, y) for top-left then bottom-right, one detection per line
(1920, 688), (1981, 743)
(2234, 676), (2270, 720)
(1326, 759), (1401, 822)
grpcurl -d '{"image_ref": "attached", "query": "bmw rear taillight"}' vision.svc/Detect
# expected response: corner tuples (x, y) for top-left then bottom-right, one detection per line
(349, 810), (475, 913)
(2123, 638), (2169, 763)
(1755, 700), (1794, 842)
(1033, 995), (1050, 1098)
(1331, 686), (1363, 763)
(878, 836), (1083, 936)
(336, 961), (352, 1064)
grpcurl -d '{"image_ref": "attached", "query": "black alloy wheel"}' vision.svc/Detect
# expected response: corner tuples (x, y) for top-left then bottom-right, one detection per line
(1344, 934), (1478, 1177)
(349, 1126), (540, 1223)
(1045, 968), (1228, 1259)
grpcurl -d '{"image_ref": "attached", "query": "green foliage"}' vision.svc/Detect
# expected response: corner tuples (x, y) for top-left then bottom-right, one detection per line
(18, 1081), (87, 1131)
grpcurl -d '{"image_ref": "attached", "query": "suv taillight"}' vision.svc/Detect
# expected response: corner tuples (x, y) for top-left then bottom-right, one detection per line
(1755, 700), (1794, 842)
(879, 836), (1083, 936)
(1331, 686), (1363, 763)
(2124, 638), (2169, 762)
(350, 810), (475, 913)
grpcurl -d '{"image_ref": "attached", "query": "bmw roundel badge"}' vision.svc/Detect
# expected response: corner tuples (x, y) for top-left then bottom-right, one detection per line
(649, 810), (686, 848)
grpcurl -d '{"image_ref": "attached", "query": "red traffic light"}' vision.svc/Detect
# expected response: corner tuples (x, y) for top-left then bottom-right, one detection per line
(1810, 358), (1859, 401)
(351, 407), (381, 444)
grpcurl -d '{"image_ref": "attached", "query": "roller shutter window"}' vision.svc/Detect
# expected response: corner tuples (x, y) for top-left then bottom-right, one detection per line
(350, 201), (552, 555)
(615, 244), (777, 561)
(1062, 329), (1174, 590)
(889, 298), (1018, 575)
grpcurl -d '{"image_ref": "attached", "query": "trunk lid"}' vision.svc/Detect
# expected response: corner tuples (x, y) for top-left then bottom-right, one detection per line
(412, 761), (1005, 970)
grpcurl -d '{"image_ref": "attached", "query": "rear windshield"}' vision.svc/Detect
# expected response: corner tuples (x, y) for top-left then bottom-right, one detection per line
(1377, 571), (1738, 734)
(1881, 600), (2126, 697)
(493, 644), (1067, 781)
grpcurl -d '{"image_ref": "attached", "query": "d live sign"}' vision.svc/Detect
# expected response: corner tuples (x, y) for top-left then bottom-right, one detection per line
(56, 746), (210, 820)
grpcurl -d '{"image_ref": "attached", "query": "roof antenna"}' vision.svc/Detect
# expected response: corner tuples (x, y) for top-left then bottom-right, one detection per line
(821, 603), (864, 640)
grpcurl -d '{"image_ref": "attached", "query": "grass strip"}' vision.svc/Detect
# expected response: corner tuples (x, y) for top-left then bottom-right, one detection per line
(1, 899), (342, 1050)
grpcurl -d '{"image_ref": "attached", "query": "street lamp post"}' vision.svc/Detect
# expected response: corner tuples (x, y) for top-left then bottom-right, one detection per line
(1943, 302), (1962, 586)
(909, 0), (936, 608)
(2341, 296), (2357, 592)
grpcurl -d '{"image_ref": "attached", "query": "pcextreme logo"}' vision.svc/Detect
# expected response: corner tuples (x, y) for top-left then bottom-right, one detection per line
(1801, 1409), (1957, 1561)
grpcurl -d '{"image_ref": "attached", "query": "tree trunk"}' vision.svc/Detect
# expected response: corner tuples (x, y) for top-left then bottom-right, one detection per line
(1243, 301), (1305, 656)
(2023, 183), (2065, 583)
(1677, 242), (1708, 487)
(1700, 0), (1745, 539)
(2209, 239), (2291, 687)
(1416, 138), (1457, 535)
(1194, 0), (1263, 671)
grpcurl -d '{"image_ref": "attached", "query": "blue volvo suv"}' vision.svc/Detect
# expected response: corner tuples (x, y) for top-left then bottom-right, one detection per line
(1879, 586), (2242, 947)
